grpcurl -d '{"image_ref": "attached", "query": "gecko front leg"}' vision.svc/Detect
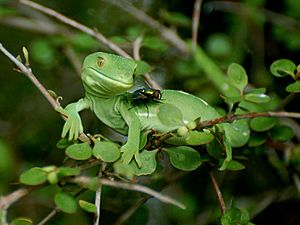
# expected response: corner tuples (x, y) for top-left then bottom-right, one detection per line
(56, 98), (90, 141)
(119, 103), (142, 167)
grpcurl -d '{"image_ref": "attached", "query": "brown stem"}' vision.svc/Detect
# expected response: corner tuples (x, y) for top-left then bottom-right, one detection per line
(37, 208), (60, 225)
(155, 111), (300, 149)
(0, 187), (36, 225)
(197, 112), (300, 129)
(19, 0), (161, 89)
(104, 0), (188, 54)
(113, 197), (149, 225)
(19, 0), (130, 58)
(0, 43), (89, 142)
(209, 171), (226, 214)
(132, 36), (143, 61)
(71, 176), (186, 209)
(37, 188), (86, 225)
(192, 0), (203, 53)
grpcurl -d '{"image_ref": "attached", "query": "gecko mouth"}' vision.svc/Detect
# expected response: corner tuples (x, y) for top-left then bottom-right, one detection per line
(88, 67), (133, 89)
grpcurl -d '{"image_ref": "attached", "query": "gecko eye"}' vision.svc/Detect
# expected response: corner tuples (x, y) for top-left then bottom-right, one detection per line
(97, 57), (105, 68)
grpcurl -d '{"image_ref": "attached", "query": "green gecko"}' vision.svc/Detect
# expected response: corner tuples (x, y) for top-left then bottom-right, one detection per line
(57, 52), (249, 168)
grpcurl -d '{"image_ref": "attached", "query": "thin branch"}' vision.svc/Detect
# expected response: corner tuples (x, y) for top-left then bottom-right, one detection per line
(104, 0), (188, 54)
(94, 184), (102, 225)
(209, 171), (226, 214)
(71, 176), (186, 209)
(94, 164), (105, 225)
(192, 0), (202, 53)
(0, 43), (90, 142)
(19, 0), (130, 58)
(197, 111), (300, 129)
(153, 111), (300, 149)
(132, 36), (161, 89)
(0, 187), (35, 225)
(113, 197), (149, 225)
(37, 188), (85, 225)
(19, 0), (161, 89)
(132, 36), (143, 61)
(0, 17), (63, 35)
(37, 208), (60, 225)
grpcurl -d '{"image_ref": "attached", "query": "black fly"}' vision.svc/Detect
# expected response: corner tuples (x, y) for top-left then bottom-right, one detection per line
(129, 88), (162, 116)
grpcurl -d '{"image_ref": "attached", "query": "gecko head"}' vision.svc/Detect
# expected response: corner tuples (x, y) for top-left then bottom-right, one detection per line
(81, 52), (136, 96)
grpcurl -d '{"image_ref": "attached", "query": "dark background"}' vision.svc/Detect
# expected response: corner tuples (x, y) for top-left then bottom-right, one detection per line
(1, 0), (300, 224)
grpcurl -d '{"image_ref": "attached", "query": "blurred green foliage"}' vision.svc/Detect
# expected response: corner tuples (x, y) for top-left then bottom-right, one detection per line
(1, 0), (300, 225)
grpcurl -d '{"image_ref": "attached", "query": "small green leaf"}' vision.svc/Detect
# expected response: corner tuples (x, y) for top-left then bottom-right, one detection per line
(286, 80), (300, 92)
(224, 119), (250, 148)
(185, 131), (214, 145)
(79, 200), (97, 213)
(226, 160), (245, 171)
(223, 95), (242, 105)
(139, 131), (149, 150)
(65, 142), (92, 160)
(22, 46), (29, 66)
(42, 165), (56, 173)
(47, 171), (59, 184)
(220, 207), (242, 225)
(270, 125), (294, 142)
(177, 126), (189, 136)
(250, 117), (277, 132)
(130, 150), (158, 176)
(270, 59), (296, 78)
(246, 87), (266, 94)
(238, 100), (264, 112)
(92, 141), (120, 162)
(58, 167), (81, 177)
(240, 209), (251, 224)
(158, 104), (183, 126)
(186, 120), (197, 130)
(244, 93), (270, 103)
(16, 55), (22, 63)
(113, 160), (135, 179)
(165, 146), (201, 171)
(19, 167), (48, 185)
(54, 192), (77, 214)
(56, 138), (74, 149)
(248, 132), (267, 147)
(227, 63), (248, 92)
(48, 90), (58, 99)
(219, 139), (232, 171)
(10, 218), (33, 225)
(134, 60), (153, 75)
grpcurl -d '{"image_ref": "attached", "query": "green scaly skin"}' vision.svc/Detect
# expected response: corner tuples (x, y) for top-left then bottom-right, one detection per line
(57, 52), (249, 167)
